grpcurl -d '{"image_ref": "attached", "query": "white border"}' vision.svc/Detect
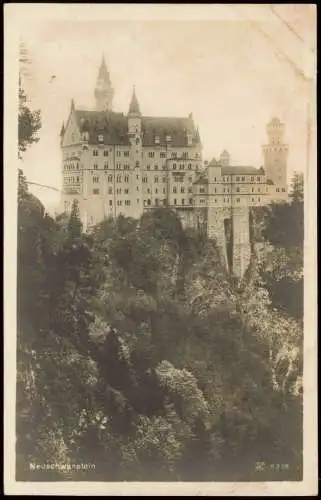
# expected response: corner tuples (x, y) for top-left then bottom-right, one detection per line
(4, 4), (318, 496)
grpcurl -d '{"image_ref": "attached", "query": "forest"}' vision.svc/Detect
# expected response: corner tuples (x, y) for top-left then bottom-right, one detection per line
(16, 74), (304, 482)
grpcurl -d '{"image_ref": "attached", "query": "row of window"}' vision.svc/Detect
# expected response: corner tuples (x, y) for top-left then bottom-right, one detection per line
(197, 197), (262, 205)
(276, 188), (287, 192)
(91, 149), (200, 159)
(65, 176), (80, 184)
(64, 162), (79, 170)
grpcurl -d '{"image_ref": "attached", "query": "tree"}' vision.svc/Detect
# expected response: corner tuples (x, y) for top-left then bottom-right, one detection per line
(18, 42), (41, 159)
(289, 171), (304, 205)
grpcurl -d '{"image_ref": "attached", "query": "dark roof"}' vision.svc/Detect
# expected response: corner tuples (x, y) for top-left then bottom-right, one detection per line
(73, 108), (201, 147)
(221, 166), (264, 175)
(267, 178), (274, 185)
(75, 109), (131, 146)
(141, 116), (199, 147)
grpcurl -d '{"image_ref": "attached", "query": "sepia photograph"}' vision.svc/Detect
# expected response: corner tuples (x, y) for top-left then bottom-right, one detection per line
(4, 3), (317, 496)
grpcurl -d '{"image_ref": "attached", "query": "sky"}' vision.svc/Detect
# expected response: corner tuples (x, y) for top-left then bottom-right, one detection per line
(17, 4), (316, 211)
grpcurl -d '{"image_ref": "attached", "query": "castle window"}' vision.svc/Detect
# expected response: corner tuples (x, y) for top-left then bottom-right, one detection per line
(174, 199), (177, 205)
(155, 177), (158, 183)
(116, 176), (121, 182)
(93, 149), (98, 156)
(200, 199), (205, 204)
(104, 163), (108, 170)
(181, 187), (185, 193)
(160, 152), (166, 158)
(116, 163), (121, 169)
(257, 176), (261, 181)
(163, 164), (167, 170)
(147, 188), (151, 194)
(251, 176), (254, 181)
(155, 165), (158, 170)
(163, 188), (166, 194)
(125, 200), (131, 206)
(188, 187), (192, 193)
(135, 138), (140, 145)
(93, 176), (99, 183)
(93, 188), (100, 195)
(236, 198), (240, 203)
(123, 164), (130, 170)
(188, 163), (192, 169)
(137, 199), (140, 204)
(171, 152), (177, 158)
(108, 187), (112, 194)
(188, 176), (192, 183)
(282, 188), (286, 192)
(163, 176), (166, 183)
(236, 176), (240, 181)
(258, 188), (260, 192)
(173, 163), (177, 170)
(124, 151), (130, 157)
(241, 176), (245, 181)
(108, 175), (113, 182)
(200, 188), (205, 194)
(147, 165), (151, 170)
(124, 176), (129, 182)
(276, 188), (280, 192)
(136, 161), (140, 168)
(183, 152), (188, 159)
(98, 134), (104, 143)
(258, 197), (260, 202)
(179, 164), (184, 170)
(189, 198), (193, 205)
(236, 187), (240, 193)
(143, 176), (148, 183)
(155, 188), (158, 194)
(109, 200), (112, 206)
(117, 200), (122, 206)
(182, 199), (185, 205)
(104, 150), (108, 156)
(137, 174), (139, 180)
(173, 187), (177, 194)
(76, 176), (79, 182)
(148, 152), (155, 158)
(147, 199), (151, 206)
(116, 151), (121, 157)
(94, 164), (98, 169)
(252, 197), (255, 202)
(215, 199), (217, 203)
(116, 188), (121, 194)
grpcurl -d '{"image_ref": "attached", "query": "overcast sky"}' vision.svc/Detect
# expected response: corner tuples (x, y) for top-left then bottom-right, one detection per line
(17, 4), (316, 209)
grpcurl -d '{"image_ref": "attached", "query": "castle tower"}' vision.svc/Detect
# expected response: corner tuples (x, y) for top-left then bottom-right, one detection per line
(262, 117), (289, 199)
(127, 86), (143, 218)
(220, 150), (230, 166)
(94, 55), (114, 111)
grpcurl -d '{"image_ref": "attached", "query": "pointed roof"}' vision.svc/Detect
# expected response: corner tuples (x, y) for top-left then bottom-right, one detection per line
(97, 54), (111, 84)
(128, 86), (141, 116)
(60, 121), (65, 137)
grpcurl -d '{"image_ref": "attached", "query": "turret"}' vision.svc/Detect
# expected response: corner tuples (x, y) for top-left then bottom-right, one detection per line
(127, 86), (142, 168)
(94, 54), (114, 111)
(220, 150), (230, 166)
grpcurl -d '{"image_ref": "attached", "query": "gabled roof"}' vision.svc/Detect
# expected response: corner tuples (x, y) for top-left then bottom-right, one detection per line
(75, 109), (131, 146)
(71, 108), (201, 147)
(141, 116), (200, 147)
(221, 166), (265, 175)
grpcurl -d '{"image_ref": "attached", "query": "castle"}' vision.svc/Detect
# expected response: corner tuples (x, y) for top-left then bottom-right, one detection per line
(60, 56), (289, 277)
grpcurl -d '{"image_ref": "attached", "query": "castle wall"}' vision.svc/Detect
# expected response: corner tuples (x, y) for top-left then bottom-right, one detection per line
(232, 205), (251, 278)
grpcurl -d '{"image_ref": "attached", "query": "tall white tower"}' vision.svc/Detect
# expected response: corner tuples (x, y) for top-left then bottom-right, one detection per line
(262, 117), (289, 200)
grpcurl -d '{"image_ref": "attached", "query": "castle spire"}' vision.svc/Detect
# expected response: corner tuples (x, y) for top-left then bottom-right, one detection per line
(98, 53), (111, 84)
(128, 85), (141, 116)
(94, 54), (114, 111)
